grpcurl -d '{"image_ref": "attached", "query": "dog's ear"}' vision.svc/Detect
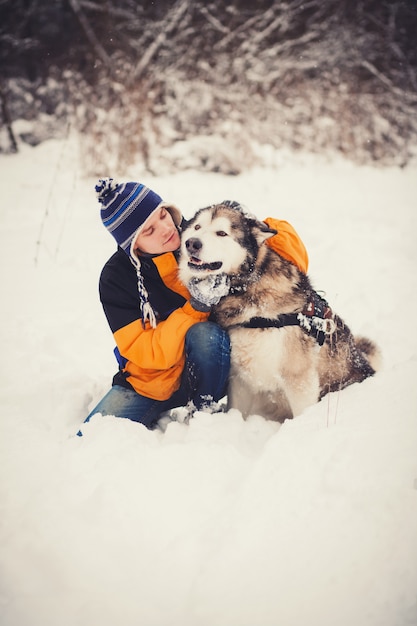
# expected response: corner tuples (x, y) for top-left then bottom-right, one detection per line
(248, 218), (278, 244)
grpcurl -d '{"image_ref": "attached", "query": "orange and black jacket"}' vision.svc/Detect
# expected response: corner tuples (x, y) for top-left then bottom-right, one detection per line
(99, 218), (309, 401)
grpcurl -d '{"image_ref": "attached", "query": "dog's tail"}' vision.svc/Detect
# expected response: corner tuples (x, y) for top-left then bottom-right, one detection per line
(355, 336), (382, 373)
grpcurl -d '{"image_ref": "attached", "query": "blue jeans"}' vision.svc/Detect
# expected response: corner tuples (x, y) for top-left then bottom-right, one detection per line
(80, 322), (230, 431)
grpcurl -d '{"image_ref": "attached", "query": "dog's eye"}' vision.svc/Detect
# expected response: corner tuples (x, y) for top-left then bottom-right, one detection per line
(216, 231), (228, 237)
(194, 224), (201, 231)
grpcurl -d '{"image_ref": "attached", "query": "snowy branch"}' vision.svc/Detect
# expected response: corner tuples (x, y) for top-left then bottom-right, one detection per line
(67, 0), (113, 70)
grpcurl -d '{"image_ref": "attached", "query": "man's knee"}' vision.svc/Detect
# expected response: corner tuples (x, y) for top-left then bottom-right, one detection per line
(185, 321), (229, 355)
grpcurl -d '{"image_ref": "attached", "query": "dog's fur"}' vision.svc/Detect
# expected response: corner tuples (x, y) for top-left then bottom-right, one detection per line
(179, 203), (380, 422)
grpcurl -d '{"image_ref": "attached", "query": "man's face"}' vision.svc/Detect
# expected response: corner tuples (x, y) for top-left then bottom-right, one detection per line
(134, 207), (181, 255)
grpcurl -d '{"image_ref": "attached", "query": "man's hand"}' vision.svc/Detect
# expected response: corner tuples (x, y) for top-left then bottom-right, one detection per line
(188, 274), (230, 312)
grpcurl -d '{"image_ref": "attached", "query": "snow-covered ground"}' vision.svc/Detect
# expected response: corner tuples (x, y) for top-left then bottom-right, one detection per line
(1, 137), (416, 626)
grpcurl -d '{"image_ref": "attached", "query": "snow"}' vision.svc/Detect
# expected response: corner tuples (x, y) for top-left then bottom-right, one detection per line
(1, 137), (416, 626)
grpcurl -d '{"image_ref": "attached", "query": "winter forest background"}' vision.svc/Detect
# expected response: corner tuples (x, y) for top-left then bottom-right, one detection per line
(1, 0), (417, 173)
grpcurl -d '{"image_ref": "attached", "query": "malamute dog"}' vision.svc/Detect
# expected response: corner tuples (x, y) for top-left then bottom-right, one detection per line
(179, 202), (380, 422)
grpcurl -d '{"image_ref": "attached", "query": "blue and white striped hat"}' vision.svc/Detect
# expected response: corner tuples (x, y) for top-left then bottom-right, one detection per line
(96, 178), (164, 254)
(96, 178), (181, 327)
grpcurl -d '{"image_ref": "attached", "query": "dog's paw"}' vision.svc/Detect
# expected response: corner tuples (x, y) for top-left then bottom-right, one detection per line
(189, 273), (230, 310)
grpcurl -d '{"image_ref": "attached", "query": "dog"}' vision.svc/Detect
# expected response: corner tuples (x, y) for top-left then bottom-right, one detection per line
(178, 201), (380, 423)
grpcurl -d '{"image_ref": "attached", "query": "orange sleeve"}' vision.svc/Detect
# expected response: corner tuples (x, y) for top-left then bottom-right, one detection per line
(113, 302), (210, 400)
(114, 301), (209, 371)
(263, 217), (309, 274)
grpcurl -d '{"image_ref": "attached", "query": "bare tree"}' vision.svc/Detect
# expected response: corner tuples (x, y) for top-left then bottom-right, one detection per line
(1, 0), (416, 167)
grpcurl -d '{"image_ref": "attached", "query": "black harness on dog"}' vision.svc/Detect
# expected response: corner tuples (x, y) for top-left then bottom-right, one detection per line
(228, 291), (336, 347)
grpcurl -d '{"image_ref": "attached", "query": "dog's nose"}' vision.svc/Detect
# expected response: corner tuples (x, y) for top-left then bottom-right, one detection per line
(185, 238), (202, 254)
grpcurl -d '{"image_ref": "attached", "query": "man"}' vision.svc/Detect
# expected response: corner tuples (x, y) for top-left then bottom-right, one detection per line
(82, 178), (230, 431)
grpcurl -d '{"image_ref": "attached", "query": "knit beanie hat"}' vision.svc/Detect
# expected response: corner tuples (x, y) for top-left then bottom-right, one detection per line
(96, 177), (182, 328)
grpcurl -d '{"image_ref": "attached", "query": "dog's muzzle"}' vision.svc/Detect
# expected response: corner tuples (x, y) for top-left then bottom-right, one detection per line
(185, 237), (223, 271)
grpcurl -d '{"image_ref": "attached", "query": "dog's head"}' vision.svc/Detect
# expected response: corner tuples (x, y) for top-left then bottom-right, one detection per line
(179, 202), (276, 284)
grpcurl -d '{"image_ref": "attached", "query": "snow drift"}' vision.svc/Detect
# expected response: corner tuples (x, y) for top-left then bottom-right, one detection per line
(0, 138), (416, 626)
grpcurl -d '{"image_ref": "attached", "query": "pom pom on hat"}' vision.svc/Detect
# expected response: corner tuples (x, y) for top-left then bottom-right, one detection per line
(95, 177), (118, 202)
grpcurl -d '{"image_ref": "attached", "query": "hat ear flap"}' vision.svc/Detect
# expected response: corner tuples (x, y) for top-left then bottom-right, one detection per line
(161, 203), (182, 227)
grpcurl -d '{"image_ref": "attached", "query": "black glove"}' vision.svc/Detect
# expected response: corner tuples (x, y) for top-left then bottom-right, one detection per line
(188, 274), (230, 312)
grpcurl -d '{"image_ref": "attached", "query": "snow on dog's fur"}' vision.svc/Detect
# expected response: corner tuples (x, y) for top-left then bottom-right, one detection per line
(179, 202), (381, 422)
